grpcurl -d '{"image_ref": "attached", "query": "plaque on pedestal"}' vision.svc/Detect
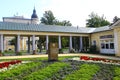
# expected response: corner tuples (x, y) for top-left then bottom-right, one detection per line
(48, 43), (58, 61)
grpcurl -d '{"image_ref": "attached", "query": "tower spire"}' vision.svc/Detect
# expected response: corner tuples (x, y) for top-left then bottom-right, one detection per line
(31, 6), (38, 19)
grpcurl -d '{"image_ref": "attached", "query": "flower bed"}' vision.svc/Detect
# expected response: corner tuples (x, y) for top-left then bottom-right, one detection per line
(0, 62), (42, 80)
(0, 60), (21, 69)
(80, 56), (107, 61)
(80, 56), (120, 64)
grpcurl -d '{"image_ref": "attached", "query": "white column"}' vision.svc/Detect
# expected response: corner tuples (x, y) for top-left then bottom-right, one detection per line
(3, 36), (6, 50)
(69, 36), (72, 50)
(32, 35), (35, 51)
(46, 35), (49, 50)
(21, 37), (24, 50)
(114, 30), (119, 55)
(58, 35), (61, 49)
(79, 36), (83, 52)
(0, 34), (4, 52)
(17, 35), (20, 52)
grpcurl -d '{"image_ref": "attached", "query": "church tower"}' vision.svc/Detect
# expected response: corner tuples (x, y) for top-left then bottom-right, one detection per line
(31, 7), (39, 24)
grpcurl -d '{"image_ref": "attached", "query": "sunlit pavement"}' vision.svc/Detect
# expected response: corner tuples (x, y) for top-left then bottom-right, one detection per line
(0, 53), (120, 60)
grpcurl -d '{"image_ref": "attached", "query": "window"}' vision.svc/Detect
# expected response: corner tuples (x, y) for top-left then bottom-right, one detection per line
(106, 43), (109, 49)
(110, 43), (114, 49)
(100, 39), (114, 50)
(101, 43), (105, 49)
(93, 40), (96, 45)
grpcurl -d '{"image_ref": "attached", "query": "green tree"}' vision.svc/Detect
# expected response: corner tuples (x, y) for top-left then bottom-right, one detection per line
(41, 10), (72, 26)
(54, 20), (72, 26)
(113, 16), (119, 23)
(40, 10), (72, 50)
(9, 38), (16, 45)
(62, 37), (69, 48)
(86, 12), (110, 27)
(40, 10), (55, 25)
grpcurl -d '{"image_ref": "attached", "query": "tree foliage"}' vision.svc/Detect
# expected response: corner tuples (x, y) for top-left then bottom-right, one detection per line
(40, 10), (72, 26)
(40, 10), (55, 25)
(113, 16), (119, 23)
(9, 38), (16, 45)
(86, 12), (110, 27)
(40, 10), (72, 48)
(54, 20), (72, 26)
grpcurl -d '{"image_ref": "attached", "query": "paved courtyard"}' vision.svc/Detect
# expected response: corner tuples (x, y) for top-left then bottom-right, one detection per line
(0, 53), (120, 60)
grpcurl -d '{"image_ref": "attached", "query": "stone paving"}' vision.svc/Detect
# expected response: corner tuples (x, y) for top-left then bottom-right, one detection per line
(0, 53), (120, 60)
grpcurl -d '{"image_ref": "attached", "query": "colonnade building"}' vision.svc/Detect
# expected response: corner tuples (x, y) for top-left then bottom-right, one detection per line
(0, 8), (120, 56)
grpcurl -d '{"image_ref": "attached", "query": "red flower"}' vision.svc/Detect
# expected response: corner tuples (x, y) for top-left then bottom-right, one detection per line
(0, 60), (22, 69)
(80, 56), (90, 60)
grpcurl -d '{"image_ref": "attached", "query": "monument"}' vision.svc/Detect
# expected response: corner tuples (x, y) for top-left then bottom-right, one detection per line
(48, 43), (58, 61)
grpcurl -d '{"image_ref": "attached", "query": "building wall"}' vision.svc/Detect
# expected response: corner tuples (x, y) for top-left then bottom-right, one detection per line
(4, 37), (27, 51)
(3, 18), (32, 24)
(91, 30), (114, 51)
(3, 17), (39, 24)
(114, 27), (120, 56)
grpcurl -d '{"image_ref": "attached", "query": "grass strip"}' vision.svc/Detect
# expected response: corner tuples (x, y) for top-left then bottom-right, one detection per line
(23, 62), (70, 80)
(64, 63), (100, 80)
(114, 67), (120, 80)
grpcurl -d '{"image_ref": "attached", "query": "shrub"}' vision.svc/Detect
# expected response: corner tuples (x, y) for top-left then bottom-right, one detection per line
(70, 49), (75, 53)
(59, 49), (63, 53)
(89, 45), (99, 53)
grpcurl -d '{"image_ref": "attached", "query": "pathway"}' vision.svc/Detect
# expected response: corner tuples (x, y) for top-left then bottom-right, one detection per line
(0, 53), (120, 60)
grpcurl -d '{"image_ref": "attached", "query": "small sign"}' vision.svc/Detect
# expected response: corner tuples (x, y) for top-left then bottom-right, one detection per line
(100, 35), (113, 39)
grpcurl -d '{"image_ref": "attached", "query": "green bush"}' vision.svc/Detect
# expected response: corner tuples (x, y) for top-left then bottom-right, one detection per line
(59, 49), (63, 53)
(70, 49), (75, 53)
(89, 45), (99, 53)
(15, 52), (22, 55)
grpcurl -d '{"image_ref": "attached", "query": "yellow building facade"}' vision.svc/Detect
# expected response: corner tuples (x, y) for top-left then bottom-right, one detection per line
(0, 21), (120, 56)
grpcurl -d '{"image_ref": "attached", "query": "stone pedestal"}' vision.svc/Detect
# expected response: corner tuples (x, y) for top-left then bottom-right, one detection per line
(48, 43), (58, 61)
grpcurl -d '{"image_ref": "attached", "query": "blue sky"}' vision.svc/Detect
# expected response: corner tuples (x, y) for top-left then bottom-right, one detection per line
(0, 0), (120, 27)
